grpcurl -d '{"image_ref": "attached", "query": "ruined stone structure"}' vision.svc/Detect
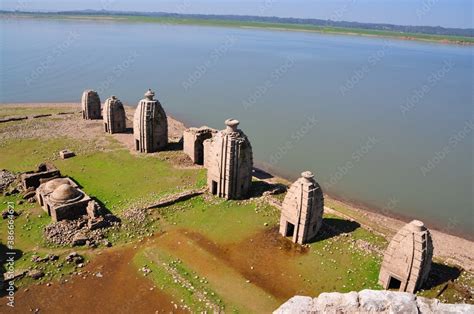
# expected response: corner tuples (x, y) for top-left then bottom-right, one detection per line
(103, 95), (126, 134)
(59, 149), (75, 159)
(133, 89), (168, 153)
(274, 290), (474, 314)
(20, 163), (60, 189)
(183, 127), (217, 165)
(204, 119), (253, 199)
(279, 171), (324, 244)
(379, 220), (434, 293)
(36, 177), (92, 222)
(81, 90), (101, 120)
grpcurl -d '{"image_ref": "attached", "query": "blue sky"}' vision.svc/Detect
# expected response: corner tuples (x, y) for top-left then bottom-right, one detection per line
(1, 0), (472, 28)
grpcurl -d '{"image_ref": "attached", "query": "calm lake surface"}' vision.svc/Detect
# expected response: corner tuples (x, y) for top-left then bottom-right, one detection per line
(1, 18), (473, 238)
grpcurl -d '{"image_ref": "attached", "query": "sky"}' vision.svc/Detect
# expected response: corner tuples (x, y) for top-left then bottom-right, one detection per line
(1, 0), (472, 29)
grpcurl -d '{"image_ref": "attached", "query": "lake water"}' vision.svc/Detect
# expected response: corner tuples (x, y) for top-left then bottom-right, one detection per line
(1, 18), (473, 238)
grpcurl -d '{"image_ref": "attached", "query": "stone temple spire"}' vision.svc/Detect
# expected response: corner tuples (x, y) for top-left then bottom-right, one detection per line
(279, 171), (324, 244)
(103, 95), (126, 134)
(203, 118), (253, 200)
(133, 89), (168, 153)
(81, 90), (101, 120)
(379, 220), (433, 293)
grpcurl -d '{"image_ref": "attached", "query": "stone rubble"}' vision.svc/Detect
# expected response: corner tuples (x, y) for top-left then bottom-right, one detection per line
(0, 169), (16, 193)
(43, 214), (118, 247)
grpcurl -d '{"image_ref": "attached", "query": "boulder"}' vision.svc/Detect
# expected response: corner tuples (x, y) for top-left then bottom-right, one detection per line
(274, 296), (313, 314)
(315, 291), (359, 312)
(28, 270), (45, 280)
(88, 217), (108, 230)
(358, 289), (417, 313)
(66, 252), (84, 264)
(86, 201), (101, 219)
(72, 233), (88, 246)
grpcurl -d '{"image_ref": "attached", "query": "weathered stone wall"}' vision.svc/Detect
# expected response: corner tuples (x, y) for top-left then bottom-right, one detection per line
(20, 163), (60, 189)
(183, 127), (216, 165)
(279, 171), (324, 244)
(274, 290), (474, 314)
(103, 96), (126, 134)
(204, 119), (253, 200)
(133, 89), (168, 153)
(52, 199), (90, 222)
(81, 90), (101, 120)
(379, 220), (433, 293)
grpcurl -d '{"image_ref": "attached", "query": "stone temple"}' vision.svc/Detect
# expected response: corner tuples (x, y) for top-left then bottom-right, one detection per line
(36, 177), (92, 222)
(279, 171), (324, 244)
(379, 220), (434, 293)
(204, 119), (253, 199)
(183, 126), (217, 165)
(103, 95), (126, 134)
(81, 90), (101, 120)
(133, 89), (168, 153)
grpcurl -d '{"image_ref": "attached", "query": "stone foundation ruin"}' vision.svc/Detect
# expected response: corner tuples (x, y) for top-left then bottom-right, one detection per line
(81, 89), (101, 120)
(36, 177), (92, 222)
(133, 89), (168, 153)
(20, 163), (60, 190)
(103, 95), (126, 134)
(183, 126), (217, 165)
(379, 220), (434, 293)
(204, 119), (253, 199)
(279, 171), (324, 244)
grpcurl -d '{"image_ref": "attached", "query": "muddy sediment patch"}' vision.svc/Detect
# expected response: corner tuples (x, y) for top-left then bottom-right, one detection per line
(2, 247), (184, 313)
(163, 227), (310, 300)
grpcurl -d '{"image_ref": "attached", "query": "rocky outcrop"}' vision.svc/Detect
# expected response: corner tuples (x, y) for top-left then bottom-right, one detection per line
(274, 290), (473, 313)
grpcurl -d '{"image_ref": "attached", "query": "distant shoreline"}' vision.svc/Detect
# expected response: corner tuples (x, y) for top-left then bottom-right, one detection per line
(1, 12), (473, 46)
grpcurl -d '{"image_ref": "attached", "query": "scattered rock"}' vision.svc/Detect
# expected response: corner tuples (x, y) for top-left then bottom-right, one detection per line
(66, 252), (84, 264)
(0, 169), (16, 193)
(72, 232), (88, 246)
(2, 209), (19, 220)
(28, 270), (45, 280)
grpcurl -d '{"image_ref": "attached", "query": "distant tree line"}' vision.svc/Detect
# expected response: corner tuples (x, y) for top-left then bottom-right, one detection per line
(2, 10), (473, 37)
